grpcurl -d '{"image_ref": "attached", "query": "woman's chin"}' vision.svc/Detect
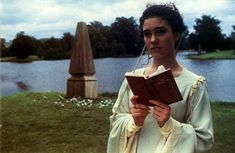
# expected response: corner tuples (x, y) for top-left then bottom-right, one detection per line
(150, 52), (160, 58)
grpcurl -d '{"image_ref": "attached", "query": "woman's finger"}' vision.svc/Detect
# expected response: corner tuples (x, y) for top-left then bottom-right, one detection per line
(130, 95), (139, 105)
(135, 103), (150, 110)
(149, 100), (170, 109)
(130, 107), (150, 114)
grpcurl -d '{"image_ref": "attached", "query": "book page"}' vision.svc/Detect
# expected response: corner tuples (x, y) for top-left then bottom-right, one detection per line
(125, 72), (144, 77)
(147, 65), (169, 79)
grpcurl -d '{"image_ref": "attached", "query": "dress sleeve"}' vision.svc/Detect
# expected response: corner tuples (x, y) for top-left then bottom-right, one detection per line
(155, 77), (214, 153)
(126, 118), (142, 137)
(107, 79), (138, 153)
(174, 79), (214, 153)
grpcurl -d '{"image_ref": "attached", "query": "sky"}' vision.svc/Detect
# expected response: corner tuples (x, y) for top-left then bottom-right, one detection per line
(0, 0), (235, 42)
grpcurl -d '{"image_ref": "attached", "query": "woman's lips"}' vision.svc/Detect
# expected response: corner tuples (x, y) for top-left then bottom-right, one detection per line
(150, 46), (161, 51)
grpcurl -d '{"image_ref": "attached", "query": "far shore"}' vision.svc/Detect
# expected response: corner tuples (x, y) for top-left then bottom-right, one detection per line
(0, 54), (138, 63)
(1, 50), (235, 62)
(187, 49), (235, 60)
(0, 55), (43, 63)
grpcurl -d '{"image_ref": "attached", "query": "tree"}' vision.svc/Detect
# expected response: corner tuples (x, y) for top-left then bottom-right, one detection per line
(43, 37), (62, 49)
(219, 37), (234, 50)
(88, 21), (109, 58)
(9, 31), (38, 58)
(178, 29), (189, 50)
(230, 25), (235, 41)
(0, 38), (6, 57)
(230, 25), (235, 53)
(40, 37), (65, 59)
(110, 17), (143, 56)
(192, 15), (224, 52)
(62, 32), (74, 52)
(188, 33), (199, 50)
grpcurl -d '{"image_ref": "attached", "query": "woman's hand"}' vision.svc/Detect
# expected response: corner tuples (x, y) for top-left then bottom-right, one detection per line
(149, 100), (171, 128)
(130, 96), (150, 127)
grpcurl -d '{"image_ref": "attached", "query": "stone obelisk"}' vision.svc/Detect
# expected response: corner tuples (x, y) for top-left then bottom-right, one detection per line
(66, 22), (98, 98)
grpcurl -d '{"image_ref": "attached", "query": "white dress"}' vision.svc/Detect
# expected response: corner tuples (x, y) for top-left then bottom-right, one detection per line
(107, 67), (214, 153)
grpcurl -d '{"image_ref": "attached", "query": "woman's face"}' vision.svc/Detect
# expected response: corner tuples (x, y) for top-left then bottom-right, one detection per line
(143, 17), (179, 59)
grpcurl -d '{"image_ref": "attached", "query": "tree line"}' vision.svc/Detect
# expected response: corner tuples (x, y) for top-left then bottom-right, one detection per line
(1, 15), (235, 60)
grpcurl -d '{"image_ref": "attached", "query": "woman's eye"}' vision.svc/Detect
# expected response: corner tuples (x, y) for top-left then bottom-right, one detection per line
(143, 31), (152, 38)
(143, 28), (167, 38)
(154, 29), (167, 35)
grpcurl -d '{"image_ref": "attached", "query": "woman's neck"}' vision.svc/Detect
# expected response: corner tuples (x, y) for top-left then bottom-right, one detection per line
(152, 55), (178, 68)
(147, 57), (182, 77)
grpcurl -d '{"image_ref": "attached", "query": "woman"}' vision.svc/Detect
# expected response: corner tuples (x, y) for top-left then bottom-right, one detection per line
(107, 3), (214, 153)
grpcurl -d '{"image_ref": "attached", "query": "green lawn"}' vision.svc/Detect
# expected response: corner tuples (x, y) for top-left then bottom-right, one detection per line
(0, 92), (234, 153)
(188, 50), (235, 60)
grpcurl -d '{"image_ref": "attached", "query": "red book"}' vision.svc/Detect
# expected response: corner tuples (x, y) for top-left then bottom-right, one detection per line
(125, 69), (183, 106)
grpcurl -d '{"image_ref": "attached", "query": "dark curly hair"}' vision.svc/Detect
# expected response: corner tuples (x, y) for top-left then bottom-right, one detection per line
(139, 3), (186, 36)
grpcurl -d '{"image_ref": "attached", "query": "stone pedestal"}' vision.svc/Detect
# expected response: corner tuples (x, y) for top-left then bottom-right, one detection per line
(67, 75), (97, 98)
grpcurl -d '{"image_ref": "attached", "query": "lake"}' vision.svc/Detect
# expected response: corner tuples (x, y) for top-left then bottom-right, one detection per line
(0, 52), (235, 102)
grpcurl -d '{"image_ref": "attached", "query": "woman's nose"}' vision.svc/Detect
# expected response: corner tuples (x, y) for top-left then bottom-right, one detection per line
(150, 34), (158, 43)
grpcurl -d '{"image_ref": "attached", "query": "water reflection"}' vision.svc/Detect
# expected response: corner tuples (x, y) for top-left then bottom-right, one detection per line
(0, 52), (235, 102)
(15, 81), (29, 91)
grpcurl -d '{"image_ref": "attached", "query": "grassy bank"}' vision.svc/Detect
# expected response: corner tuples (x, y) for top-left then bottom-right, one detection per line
(0, 92), (235, 153)
(188, 50), (235, 60)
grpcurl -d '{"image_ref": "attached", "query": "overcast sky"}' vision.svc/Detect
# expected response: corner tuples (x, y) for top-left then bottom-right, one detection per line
(1, 0), (234, 42)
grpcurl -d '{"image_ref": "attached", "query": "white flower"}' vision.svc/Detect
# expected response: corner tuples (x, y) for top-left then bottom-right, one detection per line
(87, 99), (93, 103)
(59, 95), (64, 99)
(70, 97), (78, 102)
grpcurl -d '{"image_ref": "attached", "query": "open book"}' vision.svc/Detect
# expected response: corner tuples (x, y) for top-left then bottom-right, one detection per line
(125, 66), (183, 106)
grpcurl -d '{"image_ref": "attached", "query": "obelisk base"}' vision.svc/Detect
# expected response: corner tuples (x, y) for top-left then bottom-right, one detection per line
(66, 75), (98, 99)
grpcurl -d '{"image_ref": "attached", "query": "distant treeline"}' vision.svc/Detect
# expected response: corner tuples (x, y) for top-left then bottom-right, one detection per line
(1, 15), (235, 59)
